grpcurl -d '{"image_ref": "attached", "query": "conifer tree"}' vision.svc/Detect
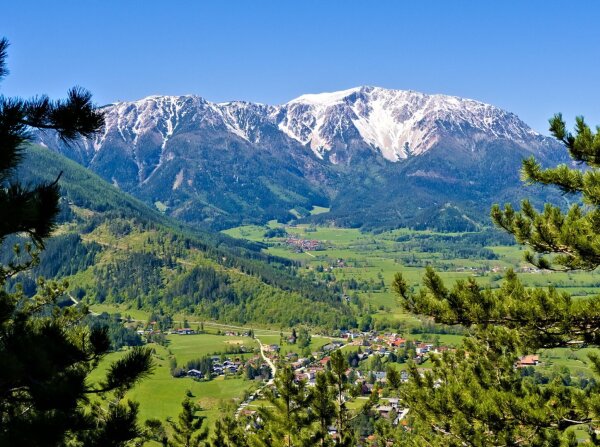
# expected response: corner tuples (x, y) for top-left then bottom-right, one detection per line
(309, 372), (336, 446)
(167, 398), (207, 447)
(210, 415), (248, 447)
(385, 365), (401, 392)
(328, 350), (353, 446)
(251, 365), (313, 447)
(393, 115), (600, 445)
(0, 37), (153, 446)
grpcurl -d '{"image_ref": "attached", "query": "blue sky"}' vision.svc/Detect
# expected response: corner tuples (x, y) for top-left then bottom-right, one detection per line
(1, 1), (599, 133)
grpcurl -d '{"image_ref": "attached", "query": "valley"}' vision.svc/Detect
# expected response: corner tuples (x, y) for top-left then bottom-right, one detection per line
(8, 145), (599, 444)
(224, 218), (600, 325)
(3, 4), (599, 444)
(78, 216), (600, 443)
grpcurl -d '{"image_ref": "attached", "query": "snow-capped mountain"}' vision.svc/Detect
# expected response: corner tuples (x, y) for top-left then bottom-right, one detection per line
(36, 86), (565, 231)
(276, 86), (546, 162)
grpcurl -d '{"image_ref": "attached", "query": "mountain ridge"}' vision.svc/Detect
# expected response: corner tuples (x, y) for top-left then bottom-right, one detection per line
(36, 86), (567, 231)
(87, 85), (551, 163)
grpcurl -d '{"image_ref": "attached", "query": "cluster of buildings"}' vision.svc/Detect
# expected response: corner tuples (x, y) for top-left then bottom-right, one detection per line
(285, 236), (322, 251)
(185, 354), (271, 380)
(184, 356), (245, 380)
(260, 331), (454, 392)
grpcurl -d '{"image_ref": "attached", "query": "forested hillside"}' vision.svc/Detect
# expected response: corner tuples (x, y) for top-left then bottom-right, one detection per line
(6, 144), (356, 328)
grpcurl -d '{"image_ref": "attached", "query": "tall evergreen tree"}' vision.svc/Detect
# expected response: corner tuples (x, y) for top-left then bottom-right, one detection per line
(0, 37), (153, 446)
(328, 350), (353, 446)
(167, 398), (207, 447)
(309, 372), (336, 446)
(385, 365), (401, 392)
(393, 115), (600, 446)
(210, 415), (248, 447)
(251, 365), (313, 447)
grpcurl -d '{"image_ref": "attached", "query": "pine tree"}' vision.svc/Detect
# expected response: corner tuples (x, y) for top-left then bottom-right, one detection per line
(0, 37), (153, 446)
(251, 365), (313, 447)
(167, 398), (207, 447)
(309, 372), (336, 446)
(493, 114), (600, 272)
(385, 365), (401, 392)
(328, 350), (353, 446)
(210, 415), (248, 447)
(393, 115), (600, 445)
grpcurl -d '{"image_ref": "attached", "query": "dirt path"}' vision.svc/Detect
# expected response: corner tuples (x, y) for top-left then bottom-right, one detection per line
(235, 336), (277, 418)
(256, 337), (277, 384)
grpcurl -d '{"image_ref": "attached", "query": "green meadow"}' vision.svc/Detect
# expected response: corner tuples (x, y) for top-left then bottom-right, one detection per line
(223, 223), (600, 323)
(89, 332), (260, 434)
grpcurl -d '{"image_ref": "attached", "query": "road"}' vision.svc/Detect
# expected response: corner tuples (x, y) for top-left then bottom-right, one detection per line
(256, 337), (277, 385)
(235, 336), (277, 418)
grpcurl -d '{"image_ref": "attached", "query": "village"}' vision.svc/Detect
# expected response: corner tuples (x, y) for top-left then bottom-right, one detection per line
(134, 320), (543, 443)
(285, 235), (323, 252)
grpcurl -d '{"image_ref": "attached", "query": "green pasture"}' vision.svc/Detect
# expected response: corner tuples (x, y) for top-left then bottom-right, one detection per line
(222, 223), (600, 318)
(166, 333), (258, 364)
(310, 206), (331, 215)
(88, 334), (260, 436)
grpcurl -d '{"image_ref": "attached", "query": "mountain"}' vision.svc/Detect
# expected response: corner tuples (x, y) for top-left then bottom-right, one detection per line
(4, 144), (356, 328)
(36, 86), (567, 231)
(277, 86), (551, 162)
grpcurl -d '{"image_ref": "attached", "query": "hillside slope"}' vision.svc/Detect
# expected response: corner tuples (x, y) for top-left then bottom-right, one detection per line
(5, 145), (355, 328)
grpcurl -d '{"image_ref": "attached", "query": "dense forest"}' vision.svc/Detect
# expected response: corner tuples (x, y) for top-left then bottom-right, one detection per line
(5, 144), (356, 329)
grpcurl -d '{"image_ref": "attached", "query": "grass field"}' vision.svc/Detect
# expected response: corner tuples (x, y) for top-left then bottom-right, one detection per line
(89, 333), (261, 437)
(166, 333), (257, 364)
(223, 223), (600, 323)
(256, 334), (343, 355)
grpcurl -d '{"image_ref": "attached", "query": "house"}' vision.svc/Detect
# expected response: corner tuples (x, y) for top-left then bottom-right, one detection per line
(361, 382), (374, 395)
(415, 343), (432, 355)
(291, 360), (304, 369)
(187, 369), (203, 378)
(319, 356), (331, 366)
(394, 408), (409, 426)
(373, 371), (386, 382)
(376, 405), (393, 418)
(306, 367), (324, 378)
(516, 355), (540, 368)
(389, 337), (406, 348)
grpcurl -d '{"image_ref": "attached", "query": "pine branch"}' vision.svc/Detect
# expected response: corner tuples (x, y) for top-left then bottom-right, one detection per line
(95, 347), (154, 394)
(19, 87), (104, 141)
(0, 37), (8, 80)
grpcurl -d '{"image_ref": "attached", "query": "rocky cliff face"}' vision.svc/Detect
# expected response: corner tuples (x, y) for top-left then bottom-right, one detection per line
(36, 86), (565, 231)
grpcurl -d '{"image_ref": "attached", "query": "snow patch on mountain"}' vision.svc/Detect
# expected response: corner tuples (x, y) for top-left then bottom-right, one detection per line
(64, 86), (549, 170)
(277, 86), (543, 161)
